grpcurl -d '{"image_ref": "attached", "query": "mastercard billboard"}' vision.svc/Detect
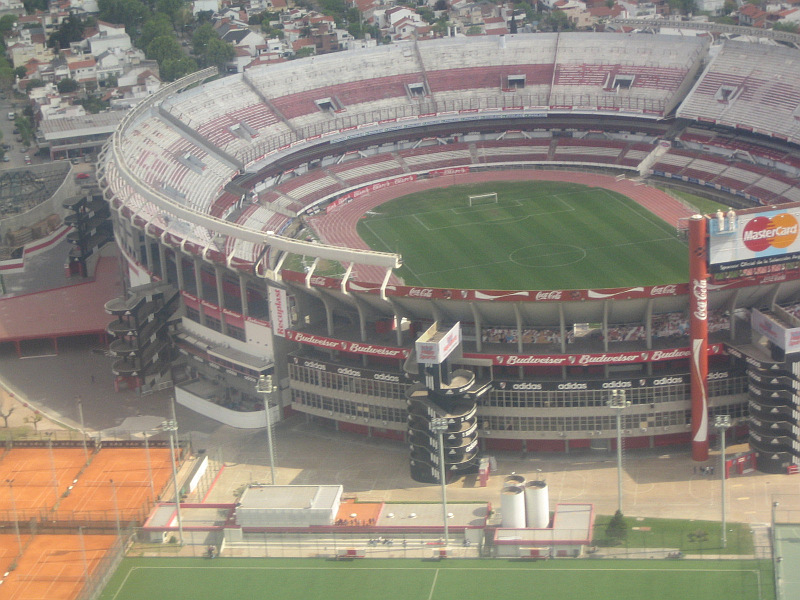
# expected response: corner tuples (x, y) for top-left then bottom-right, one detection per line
(708, 208), (800, 272)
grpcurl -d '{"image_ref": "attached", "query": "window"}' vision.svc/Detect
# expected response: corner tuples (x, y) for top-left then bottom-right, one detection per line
(407, 82), (427, 97)
(613, 75), (634, 90)
(506, 75), (526, 89)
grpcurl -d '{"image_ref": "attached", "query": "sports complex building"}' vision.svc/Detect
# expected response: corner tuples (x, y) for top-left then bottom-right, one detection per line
(97, 32), (800, 478)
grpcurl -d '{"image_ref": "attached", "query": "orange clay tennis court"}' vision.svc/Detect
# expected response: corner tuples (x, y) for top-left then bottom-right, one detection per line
(0, 449), (88, 521)
(56, 447), (175, 524)
(0, 446), (179, 600)
(0, 533), (118, 600)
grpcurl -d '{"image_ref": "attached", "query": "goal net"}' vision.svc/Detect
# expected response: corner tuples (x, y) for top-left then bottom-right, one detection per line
(468, 192), (498, 207)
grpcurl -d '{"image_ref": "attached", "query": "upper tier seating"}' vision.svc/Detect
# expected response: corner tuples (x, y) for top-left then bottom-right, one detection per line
(677, 41), (800, 145)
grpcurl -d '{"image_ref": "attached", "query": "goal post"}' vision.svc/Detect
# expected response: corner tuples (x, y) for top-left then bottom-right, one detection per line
(468, 192), (498, 207)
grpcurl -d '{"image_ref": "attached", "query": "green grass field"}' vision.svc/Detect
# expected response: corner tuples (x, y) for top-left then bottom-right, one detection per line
(356, 181), (688, 290)
(99, 557), (772, 600)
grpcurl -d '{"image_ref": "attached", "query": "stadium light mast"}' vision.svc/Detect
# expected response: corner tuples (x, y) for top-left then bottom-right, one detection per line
(430, 417), (450, 548)
(256, 375), (277, 485)
(607, 390), (630, 514)
(6, 478), (21, 556)
(162, 419), (184, 546)
(715, 415), (731, 548)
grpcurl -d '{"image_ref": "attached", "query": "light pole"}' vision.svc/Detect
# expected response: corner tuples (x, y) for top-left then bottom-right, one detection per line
(607, 390), (630, 514)
(430, 417), (450, 548)
(76, 396), (88, 465)
(109, 479), (120, 535)
(256, 375), (277, 485)
(715, 414), (731, 548)
(143, 430), (155, 502)
(162, 419), (184, 545)
(6, 478), (21, 556)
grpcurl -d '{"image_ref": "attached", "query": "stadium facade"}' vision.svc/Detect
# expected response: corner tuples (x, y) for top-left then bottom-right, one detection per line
(98, 33), (800, 474)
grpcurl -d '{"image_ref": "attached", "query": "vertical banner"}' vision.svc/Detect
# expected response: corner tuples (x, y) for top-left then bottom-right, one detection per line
(268, 285), (290, 338)
(689, 215), (709, 462)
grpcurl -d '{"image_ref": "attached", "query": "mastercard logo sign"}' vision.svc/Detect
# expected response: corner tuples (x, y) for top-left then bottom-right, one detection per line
(742, 213), (799, 252)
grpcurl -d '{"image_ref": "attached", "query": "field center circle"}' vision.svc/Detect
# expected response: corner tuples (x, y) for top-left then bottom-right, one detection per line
(509, 244), (587, 268)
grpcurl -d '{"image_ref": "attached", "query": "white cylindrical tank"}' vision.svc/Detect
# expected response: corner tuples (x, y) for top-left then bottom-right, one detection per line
(525, 480), (550, 529)
(500, 485), (526, 528)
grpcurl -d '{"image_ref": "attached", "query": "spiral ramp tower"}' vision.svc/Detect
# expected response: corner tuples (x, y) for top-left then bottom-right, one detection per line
(406, 322), (491, 483)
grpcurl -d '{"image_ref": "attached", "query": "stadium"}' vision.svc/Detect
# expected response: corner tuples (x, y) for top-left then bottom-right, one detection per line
(97, 32), (800, 478)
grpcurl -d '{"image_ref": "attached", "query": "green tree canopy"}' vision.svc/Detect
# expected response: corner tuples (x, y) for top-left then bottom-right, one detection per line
(56, 78), (79, 93)
(139, 13), (173, 48)
(49, 14), (85, 49)
(98, 0), (150, 35)
(202, 37), (235, 69)
(146, 35), (182, 64)
(0, 14), (17, 35)
(191, 22), (217, 54)
(160, 55), (198, 81)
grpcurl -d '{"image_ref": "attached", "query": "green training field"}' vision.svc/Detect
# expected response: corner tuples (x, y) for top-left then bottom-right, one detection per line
(356, 181), (688, 290)
(99, 558), (771, 600)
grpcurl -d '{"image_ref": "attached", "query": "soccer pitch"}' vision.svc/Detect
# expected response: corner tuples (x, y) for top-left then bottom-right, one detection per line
(99, 558), (772, 600)
(356, 181), (688, 290)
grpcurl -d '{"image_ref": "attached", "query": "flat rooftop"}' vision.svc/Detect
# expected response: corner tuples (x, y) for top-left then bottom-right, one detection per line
(239, 485), (342, 511)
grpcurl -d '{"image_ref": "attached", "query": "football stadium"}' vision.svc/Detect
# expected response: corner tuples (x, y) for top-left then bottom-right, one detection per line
(97, 32), (800, 484)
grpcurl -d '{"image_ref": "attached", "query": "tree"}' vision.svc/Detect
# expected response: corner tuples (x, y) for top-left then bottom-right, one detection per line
(25, 411), (43, 432)
(14, 66), (27, 79)
(156, 0), (184, 22)
(293, 46), (315, 59)
(191, 23), (217, 55)
(139, 13), (173, 48)
(545, 9), (573, 31)
(667, 0), (695, 15)
(433, 0), (447, 10)
(57, 78), (79, 93)
(773, 21), (799, 33)
(0, 67), (14, 91)
(48, 14), (85, 49)
(146, 35), (182, 64)
(605, 510), (627, 545)
(202, 37), (235, 70)
(0, 405), (14, 428)
(161, 55), (198, 81)
(0, 14), (17, 35)
(98, 0), (150, 35)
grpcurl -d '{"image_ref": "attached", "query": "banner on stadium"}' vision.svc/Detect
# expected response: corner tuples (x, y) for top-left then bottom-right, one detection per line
(492, 371), (732, 391)
(269, 285), (291, 338)
(751, 308), (800, 353)
(285, 330), (409, 359)
(416, 322), (461, 365)
(465, 344), (724, 366)
(708, 205), (800, 272)
(289, 355), (403, 383)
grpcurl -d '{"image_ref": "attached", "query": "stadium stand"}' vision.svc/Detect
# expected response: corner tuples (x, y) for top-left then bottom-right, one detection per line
(678, 41), (800, 145)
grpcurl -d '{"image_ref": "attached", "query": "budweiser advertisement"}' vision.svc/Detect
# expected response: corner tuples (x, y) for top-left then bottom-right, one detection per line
(467, 345), (723, 367)
(708, 204), (800, 273)
(285, 330), (410, 359)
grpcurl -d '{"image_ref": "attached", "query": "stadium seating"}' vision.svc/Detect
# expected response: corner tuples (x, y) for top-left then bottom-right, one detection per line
(678, 41), (800, 145)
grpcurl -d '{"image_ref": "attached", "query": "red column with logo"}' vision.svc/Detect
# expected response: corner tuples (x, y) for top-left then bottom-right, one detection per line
(689, 215), (709, 462)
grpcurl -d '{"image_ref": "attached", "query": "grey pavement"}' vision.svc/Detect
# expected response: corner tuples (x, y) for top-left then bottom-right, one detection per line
(1, 339), (800, 530)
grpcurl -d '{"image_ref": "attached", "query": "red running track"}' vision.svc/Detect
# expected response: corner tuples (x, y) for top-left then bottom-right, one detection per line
(308, 170), (695, 284)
